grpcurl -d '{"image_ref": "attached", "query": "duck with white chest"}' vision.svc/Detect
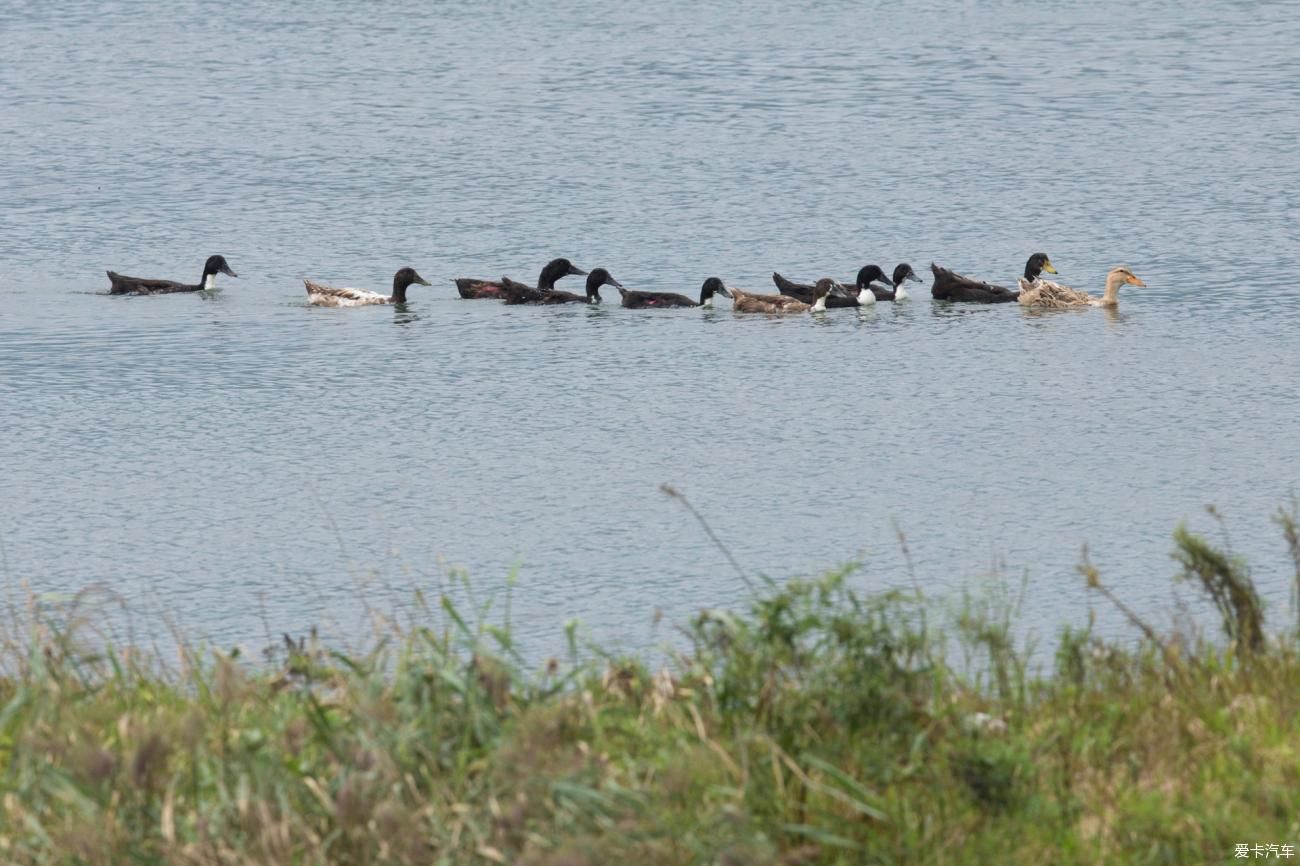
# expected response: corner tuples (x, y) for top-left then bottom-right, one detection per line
(106, 254), (237, 295)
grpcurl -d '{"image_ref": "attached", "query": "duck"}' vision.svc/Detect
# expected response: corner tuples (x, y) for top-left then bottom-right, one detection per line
(868, 263), (923, 302)
(461, 257), (586, 301)
(303, 267), (431, 307)
(1019, 266), (1146, 309)
(451, 278), (509, 299)
(506, 266), (616, 305)
(107, 254), (236, 295)
(500, 258), (591, 304)
(732, 278), (837, 313)
(930, 253), (1055, 304)
(619, 276), (734, 309)
(772, 269), (878, 308)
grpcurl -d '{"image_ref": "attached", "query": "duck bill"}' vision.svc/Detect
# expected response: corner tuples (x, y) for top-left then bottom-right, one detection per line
(1128, 275), (1147, 287)
(221, 264), (238, 277)
(568, 264), (589, 276)
(413, 272), (431, 286)
(1043, 261), (1058, 275)
(877, 275), (895, 287)
(719, 285), (735, 298)
(607, 277), (624, 289)
(907, 271), (923, 283)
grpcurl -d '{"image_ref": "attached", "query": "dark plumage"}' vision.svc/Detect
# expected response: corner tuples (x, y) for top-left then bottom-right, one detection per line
(619, 277), (733, 309)
(506, 265), (614, 305)
(930, 264), (1017, 303)
(459, 257), (586, 300)
(930, 253), (1055, 303)
(452, 278), (508, 299)
(772, 272), (862, 308)
(107, 254), (236, 295)
(772, 272), (855, 307)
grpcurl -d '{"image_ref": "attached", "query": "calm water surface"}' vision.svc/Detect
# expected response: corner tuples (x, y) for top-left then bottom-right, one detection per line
(2, 0), (1299, 655)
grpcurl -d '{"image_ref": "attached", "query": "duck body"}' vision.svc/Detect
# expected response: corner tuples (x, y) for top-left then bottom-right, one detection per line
(107, 254), (236, 295)
(929, 265), (1019, 303)
(507, 265), (616, 306)
(1016, 277), (1092, 308)
(501, 258), (590, 305)
(304, 267), (430, 307)
(733, 278), (836, 313)
(452, 279), (508, 300)
(930, 253), (1055, 304)
(457, 257), (585, 300)
(619, 277), (733, 309)
(1019, 266), (1145, 309)
(772, 272), (861, 308)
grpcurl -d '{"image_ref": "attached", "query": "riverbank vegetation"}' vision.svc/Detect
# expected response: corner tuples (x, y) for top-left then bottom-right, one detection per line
(3, 507), (1300, 864)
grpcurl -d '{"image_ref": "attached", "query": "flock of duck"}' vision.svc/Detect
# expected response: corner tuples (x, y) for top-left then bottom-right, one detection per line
(105, 253), (1147, 312)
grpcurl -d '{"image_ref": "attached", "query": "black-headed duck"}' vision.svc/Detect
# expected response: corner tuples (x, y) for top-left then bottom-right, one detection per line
(506, 265), (615, 305)
(501, 258), (590, 304)
(462, 257), (586, 301)
(619, 277), (733, 309)
(930, 253), (1055, 304)
(772, 271), (863, 308)
(868, 263), (923, 301)
(107, 254), (236, 295)
(303, 267), (431, 307)
(773, 264), (896, 307)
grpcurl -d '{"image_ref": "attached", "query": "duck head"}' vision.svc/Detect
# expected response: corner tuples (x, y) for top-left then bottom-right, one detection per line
(585, 267), (622, 304)
(391, 267), (432, 302)
(699, 277), (733, 307)
(1102, 265), (1146, 305)
(1024, 252), (1057, 281)
(854, 264), (893, 289)
(892, 263), (922, 286)
(810, 278), (838, 312)
(891, 263), (921, 300)
(1110, 265), (1145, 287)
(538, 257), (588, 291)
(201, 254), (236, 289)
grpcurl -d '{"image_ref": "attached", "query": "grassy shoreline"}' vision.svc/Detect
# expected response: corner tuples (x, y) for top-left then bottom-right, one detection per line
(3, 513), (1299, 864)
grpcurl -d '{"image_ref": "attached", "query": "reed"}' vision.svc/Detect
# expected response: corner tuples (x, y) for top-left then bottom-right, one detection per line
(2, 515), (1299, 864)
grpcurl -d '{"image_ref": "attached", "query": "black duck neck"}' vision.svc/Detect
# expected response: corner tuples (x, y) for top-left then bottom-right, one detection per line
(1024, 258), (1047, 281)
(538, 263), (563, 292)
(391, 273), (413, 303)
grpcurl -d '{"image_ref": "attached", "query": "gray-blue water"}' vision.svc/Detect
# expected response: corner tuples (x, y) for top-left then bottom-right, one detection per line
(3, 0), (1299, 657)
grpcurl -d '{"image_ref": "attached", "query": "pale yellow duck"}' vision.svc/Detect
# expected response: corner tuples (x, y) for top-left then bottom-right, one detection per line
(732, 278), (839, 313)
(1018, 266), (1146, 309)
(303, 267), (431, 307)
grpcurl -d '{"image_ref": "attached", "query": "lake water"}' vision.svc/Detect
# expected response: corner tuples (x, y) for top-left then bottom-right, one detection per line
(3, 0), (1299, 658)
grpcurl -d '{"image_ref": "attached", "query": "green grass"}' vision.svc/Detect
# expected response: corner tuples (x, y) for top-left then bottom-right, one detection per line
(3, 508), (1300, 865)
